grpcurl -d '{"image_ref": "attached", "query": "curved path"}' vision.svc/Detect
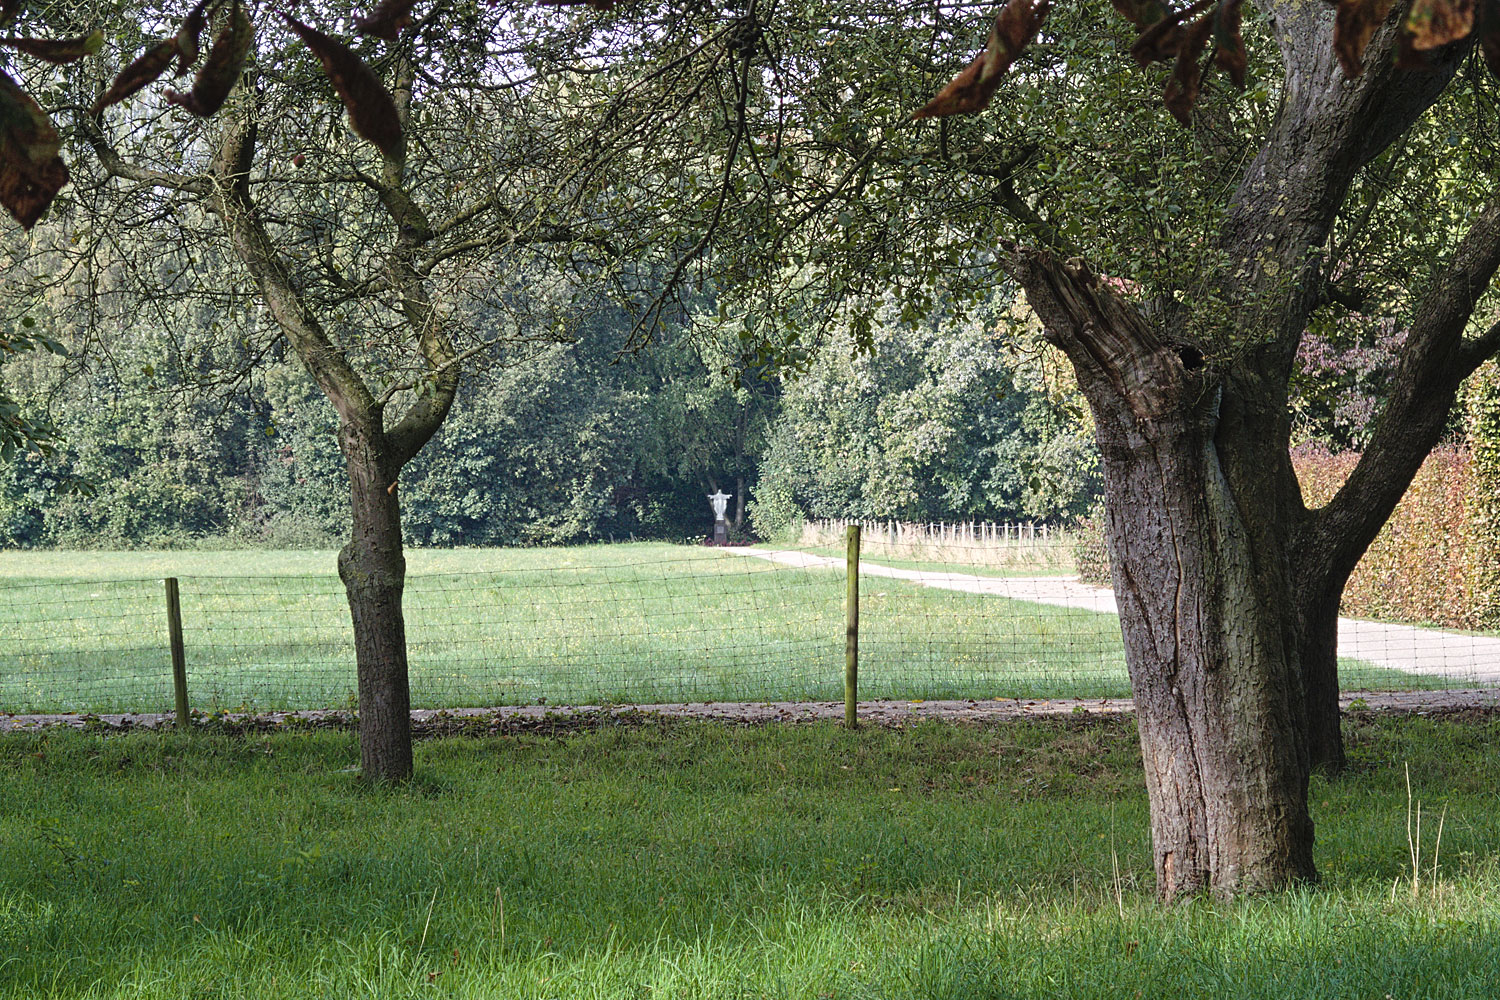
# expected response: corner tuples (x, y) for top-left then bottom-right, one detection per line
(725, 547), (1500, 685)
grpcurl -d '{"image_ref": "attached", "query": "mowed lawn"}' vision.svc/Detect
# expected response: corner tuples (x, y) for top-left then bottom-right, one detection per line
(0, 544), (1437, 715)
(1, 715), (1498, 999)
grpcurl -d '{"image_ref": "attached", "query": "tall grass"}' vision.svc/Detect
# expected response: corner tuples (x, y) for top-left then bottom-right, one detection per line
(1, 714), (1498, 998)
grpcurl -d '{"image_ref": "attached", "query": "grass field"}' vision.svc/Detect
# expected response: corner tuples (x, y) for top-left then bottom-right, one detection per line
(1, 715), (1498, 998)
(0, 544), (1457, 714)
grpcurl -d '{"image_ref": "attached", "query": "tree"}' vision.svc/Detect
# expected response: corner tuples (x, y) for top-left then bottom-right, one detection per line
(8, 0), (775, 781)
(936, 1), (1500, 897)
(663, 0), (1500, 898)
(34, 1), (633, 779)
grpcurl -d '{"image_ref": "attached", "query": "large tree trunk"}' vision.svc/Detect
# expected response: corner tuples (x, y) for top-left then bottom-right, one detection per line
(339, 415), (413, 783)
(1019, 200), (1500, 892)
(1021, 254), (1316, 897)
(1108, 442), (1318, 897)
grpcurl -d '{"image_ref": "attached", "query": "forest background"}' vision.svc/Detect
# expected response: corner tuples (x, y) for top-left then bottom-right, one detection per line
(0, 281), (1111, 549)
(1, 0), (1498, 634)
(4, 255), (1498, 634)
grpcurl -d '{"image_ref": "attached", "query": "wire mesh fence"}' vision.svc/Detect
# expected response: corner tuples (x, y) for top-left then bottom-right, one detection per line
(1, 531), (1497, 715)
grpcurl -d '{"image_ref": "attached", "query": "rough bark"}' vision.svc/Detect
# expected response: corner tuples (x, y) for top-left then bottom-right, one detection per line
(1019, 253), (1315, 898)
(1211, 3), (1469, 770)
(339, 416), (413, 783)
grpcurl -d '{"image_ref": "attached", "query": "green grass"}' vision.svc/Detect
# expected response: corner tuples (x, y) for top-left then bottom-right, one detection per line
(0, 544), (1460, 714)
(1, 715), (1498, 998)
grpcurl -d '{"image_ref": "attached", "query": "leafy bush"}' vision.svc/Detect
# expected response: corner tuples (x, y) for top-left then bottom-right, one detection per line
(1464, 364), (1500, 629)
(1068, 439), (1499, 628)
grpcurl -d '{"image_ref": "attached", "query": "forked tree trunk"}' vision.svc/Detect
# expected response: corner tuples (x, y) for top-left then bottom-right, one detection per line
(338, 417), (414, 783)
(1019, 198), (1500, 893)
(195, 79), (455, 784)
(1020, 254), (1318, 897)
(1009, 9), (1473, 887)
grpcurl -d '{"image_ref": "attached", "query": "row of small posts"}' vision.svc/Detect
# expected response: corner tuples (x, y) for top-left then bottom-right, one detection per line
(820, 518), (1053, 546)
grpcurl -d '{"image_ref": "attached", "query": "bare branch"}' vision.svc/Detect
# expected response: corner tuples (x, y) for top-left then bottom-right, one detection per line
(77, 110), (211, 196)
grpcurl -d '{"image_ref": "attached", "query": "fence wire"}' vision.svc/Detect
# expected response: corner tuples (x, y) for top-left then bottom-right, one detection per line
(0, 531), (1496, 715)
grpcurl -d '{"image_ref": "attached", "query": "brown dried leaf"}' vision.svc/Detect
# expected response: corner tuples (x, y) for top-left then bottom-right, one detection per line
(176, 0), (211, 76)
(281, 14), (402, 158)
(0, 30), (104, 64)
(164, 2), (254, 117)
(1212, 0), (1246, 88)
(1162, 13), (1213, 123)
(1130, 0), (1216, 66)
(356, 0), (420, 40)
(0, 68), (68, 228)
(1333, 0), (1396, 76)
(91, 37), (179, 115)
(912, 0), (1050, 119)
(912, 52), (991, 119)
(1405, 0), (1476, 49)
(1394, 25), (1444, 65)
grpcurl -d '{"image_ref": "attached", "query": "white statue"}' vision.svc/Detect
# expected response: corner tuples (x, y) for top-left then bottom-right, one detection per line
(708, 490), (732, 521)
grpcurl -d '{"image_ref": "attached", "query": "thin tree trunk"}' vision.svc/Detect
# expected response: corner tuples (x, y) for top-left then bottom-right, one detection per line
(338, 417), (413, 783)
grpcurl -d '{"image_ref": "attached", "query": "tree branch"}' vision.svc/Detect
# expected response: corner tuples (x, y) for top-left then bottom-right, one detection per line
(207, 102), (379, 432)
(78, 111), (211, 197)
(379, 49), (458, 470)
(1013, 248), (1196, 429)
(1305, 197), (1500, 583)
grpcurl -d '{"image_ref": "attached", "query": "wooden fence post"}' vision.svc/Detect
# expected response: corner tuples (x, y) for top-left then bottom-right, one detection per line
(164, 577), (189, 729)
(845, 524), (860, 729)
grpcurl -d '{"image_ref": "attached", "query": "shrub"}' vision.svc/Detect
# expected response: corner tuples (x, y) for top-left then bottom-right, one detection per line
(1071, 505), (1111, 585)
(1294, 443), (1491, 629)
(1069, 445), (1496, 629)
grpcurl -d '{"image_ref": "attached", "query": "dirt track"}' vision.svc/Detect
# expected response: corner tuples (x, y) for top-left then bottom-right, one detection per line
(5, 687), (1499, 733)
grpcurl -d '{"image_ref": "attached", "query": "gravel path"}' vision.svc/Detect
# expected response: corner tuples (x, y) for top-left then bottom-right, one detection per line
(5, 688), (1498, 732)
(726, 547), (1500, 684)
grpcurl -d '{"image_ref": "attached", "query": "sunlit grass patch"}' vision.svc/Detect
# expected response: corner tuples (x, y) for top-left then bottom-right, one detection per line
(0, 715), (1497, 998)
(0, 544), (1456, 713)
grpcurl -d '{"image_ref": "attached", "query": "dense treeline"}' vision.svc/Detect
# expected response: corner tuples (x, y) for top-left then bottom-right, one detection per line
(0, 290), (1102, 548)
